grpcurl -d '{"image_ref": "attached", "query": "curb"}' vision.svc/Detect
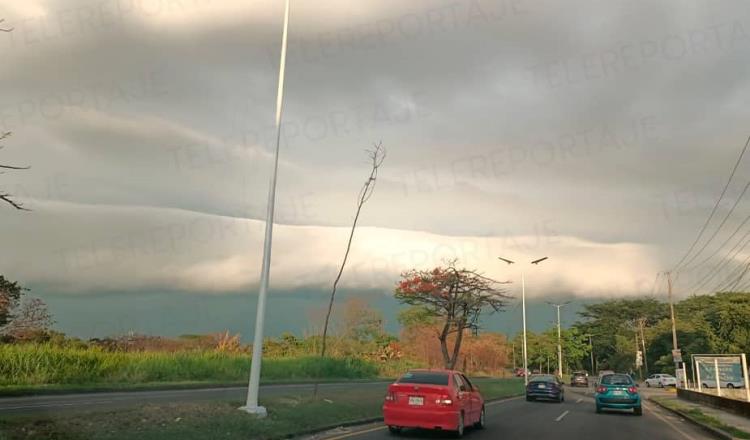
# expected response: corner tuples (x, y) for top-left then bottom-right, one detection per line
(647, 397), (737, 440)
(287, 393), (524, 440)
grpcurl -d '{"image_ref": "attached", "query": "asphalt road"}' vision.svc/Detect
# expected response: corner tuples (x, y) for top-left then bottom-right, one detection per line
(0, 381), (391, 416)
(311, 388), (715, 440)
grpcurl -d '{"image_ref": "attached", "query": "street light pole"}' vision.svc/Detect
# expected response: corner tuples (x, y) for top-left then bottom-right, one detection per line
(547, 301), (570, 378)
(521, 270), (528, 385)
(498, 256), (548, 386)
(240, 0), (291, 417)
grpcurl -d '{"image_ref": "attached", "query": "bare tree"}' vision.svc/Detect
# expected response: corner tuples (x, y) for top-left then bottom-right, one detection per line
(0, 132), (31, 210)
(319, 142), (386, 358)
(1, 297), (54, 341)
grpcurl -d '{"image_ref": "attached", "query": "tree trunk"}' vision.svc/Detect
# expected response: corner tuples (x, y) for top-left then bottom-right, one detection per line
(448, 323), (466, 370)
(439, 320), (452, 368)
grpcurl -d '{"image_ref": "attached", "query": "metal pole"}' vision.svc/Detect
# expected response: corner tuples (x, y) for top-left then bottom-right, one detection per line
(714, 358), (721, 397)
(556, 305), (563, 377)
(241, 0), (291, 417)
(589, 335), (595, 375)
(742, 354), (750, 402)
(667, 272), (679, 374)
(696, 358), (702, 392)
(522, 271), (528, 386)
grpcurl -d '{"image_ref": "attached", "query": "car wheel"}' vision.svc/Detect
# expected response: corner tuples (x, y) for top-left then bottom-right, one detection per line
(728, 383), (736, 389)
(659, 382), (664, 388)
(474, 406), (486, 430)
(526, 396), (533, 402)
(646, 382), (651, 388)
(634, 406), (643, 416)
(702, 383), (709, 388)
(387, 426), (401, 435)
(454, 412), (464, 438)
(596, 405), (602, 414)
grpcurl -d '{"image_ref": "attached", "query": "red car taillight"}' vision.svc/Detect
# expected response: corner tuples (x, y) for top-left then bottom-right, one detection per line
(627, 387), (638, 394)
(435, 394), (453, 406)
(596, 386), (607, 394)
(385, 391), (397, 403)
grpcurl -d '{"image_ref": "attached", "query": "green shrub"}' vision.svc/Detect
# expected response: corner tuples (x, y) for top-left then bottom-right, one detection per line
(0, 344), (380, 387)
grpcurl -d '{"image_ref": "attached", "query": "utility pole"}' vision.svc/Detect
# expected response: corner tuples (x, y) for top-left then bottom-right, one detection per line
(547, 301), (570, 378)
(666, 271), (680, 375)
(638, 318), (649, 375)
(588, 335), (595, 374)
(241, 0), (291, 417)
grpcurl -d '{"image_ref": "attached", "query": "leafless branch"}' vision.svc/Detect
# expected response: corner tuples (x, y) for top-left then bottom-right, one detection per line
(0, 131), (31, 210)
(320, 142), (386, 361)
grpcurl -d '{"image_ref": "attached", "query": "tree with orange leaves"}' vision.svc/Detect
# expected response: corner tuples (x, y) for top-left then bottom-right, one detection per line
(394, 260), (511, 369)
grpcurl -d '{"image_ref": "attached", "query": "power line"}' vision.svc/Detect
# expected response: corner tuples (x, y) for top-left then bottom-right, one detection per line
(687, 217), (750, 293)
(671, 135), (750, 272)
(678, 177), (750, 271)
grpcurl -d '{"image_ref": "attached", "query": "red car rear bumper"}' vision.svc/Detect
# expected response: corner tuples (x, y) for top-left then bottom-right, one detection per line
(383, 405), (460, 430)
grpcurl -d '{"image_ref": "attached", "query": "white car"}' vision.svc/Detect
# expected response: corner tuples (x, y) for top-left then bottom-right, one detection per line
(700, 379), (746, 389)
(645, 374), (676, 388)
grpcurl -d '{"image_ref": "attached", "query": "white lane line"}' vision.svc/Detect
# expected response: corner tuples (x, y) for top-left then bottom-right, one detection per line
(486, 396), (523, 407)
(576, 398), (583, 403)
(555, 410), (570, 422)
(643, 402), (697, 440)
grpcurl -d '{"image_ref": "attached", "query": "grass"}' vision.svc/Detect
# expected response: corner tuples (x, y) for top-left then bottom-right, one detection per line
(652, 397), (750, 439)
(0, 379), (524, 440)
(0, 344), (380, 395)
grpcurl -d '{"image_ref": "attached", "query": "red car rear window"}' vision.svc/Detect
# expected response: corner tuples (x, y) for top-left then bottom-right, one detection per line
(398, 371), (449, 385)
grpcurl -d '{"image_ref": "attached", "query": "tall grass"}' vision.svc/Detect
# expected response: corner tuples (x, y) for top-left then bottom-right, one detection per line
(0, 344), (379, 387)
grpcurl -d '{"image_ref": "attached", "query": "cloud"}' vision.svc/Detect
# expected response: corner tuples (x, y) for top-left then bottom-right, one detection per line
(0, 200), (658, 298)
(1, 0), (750, 303)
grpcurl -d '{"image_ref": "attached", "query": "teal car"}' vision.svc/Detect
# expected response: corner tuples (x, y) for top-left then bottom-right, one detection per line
(595, 373), (642, 416)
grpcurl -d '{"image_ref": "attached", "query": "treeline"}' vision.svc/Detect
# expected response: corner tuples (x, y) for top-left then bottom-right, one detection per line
(572, 293), (750, 375)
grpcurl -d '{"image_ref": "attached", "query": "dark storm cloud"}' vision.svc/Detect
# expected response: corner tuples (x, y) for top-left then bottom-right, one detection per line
(1, 0), (749, 299)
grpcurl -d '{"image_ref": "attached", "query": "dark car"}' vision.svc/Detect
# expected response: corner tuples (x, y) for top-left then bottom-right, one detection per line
(571, 371), (589, 387)
(526, 374), (564, 403)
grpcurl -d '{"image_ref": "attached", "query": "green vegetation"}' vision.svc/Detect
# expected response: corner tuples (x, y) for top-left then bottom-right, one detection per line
(0, 379), (523, 440)
(652, 397), (750, 439)
(572, 293), (750, 376)
(0, 344), (379, 390)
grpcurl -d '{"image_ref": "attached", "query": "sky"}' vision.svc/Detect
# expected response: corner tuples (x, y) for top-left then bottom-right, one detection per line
(1, 0), (750, 339)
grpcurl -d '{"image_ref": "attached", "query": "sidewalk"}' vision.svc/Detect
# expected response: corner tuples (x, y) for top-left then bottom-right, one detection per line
(648, 391), (750, 439)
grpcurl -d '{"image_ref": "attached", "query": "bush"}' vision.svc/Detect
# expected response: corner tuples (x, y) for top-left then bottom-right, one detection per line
(0, 344), (380, 387)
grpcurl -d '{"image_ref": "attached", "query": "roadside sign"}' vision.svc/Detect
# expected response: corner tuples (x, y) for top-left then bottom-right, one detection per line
(672, 349), (683, 363)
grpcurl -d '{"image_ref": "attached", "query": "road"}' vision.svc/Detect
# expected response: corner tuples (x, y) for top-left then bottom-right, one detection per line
(0, 381), (390, 416)
(311, 387), (715, 440)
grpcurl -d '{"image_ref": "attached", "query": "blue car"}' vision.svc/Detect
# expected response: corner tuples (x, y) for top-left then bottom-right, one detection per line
(595, 373), (642, 415)
(526, 374), (565, 403)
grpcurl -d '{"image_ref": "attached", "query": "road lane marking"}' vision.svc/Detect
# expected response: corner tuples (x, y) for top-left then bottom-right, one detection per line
(555, 410), (570, 422)
(643, 402), (697, 440)
(576, 398), (583, 403)
(324, 426), (386, 440)
(486, 396), (523, 407)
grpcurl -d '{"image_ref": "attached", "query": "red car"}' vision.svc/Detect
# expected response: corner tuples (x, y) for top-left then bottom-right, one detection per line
(383, 369), (485, 437)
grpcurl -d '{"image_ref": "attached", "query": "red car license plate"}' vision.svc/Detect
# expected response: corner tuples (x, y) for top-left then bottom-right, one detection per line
(408, 396), (424, 406)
